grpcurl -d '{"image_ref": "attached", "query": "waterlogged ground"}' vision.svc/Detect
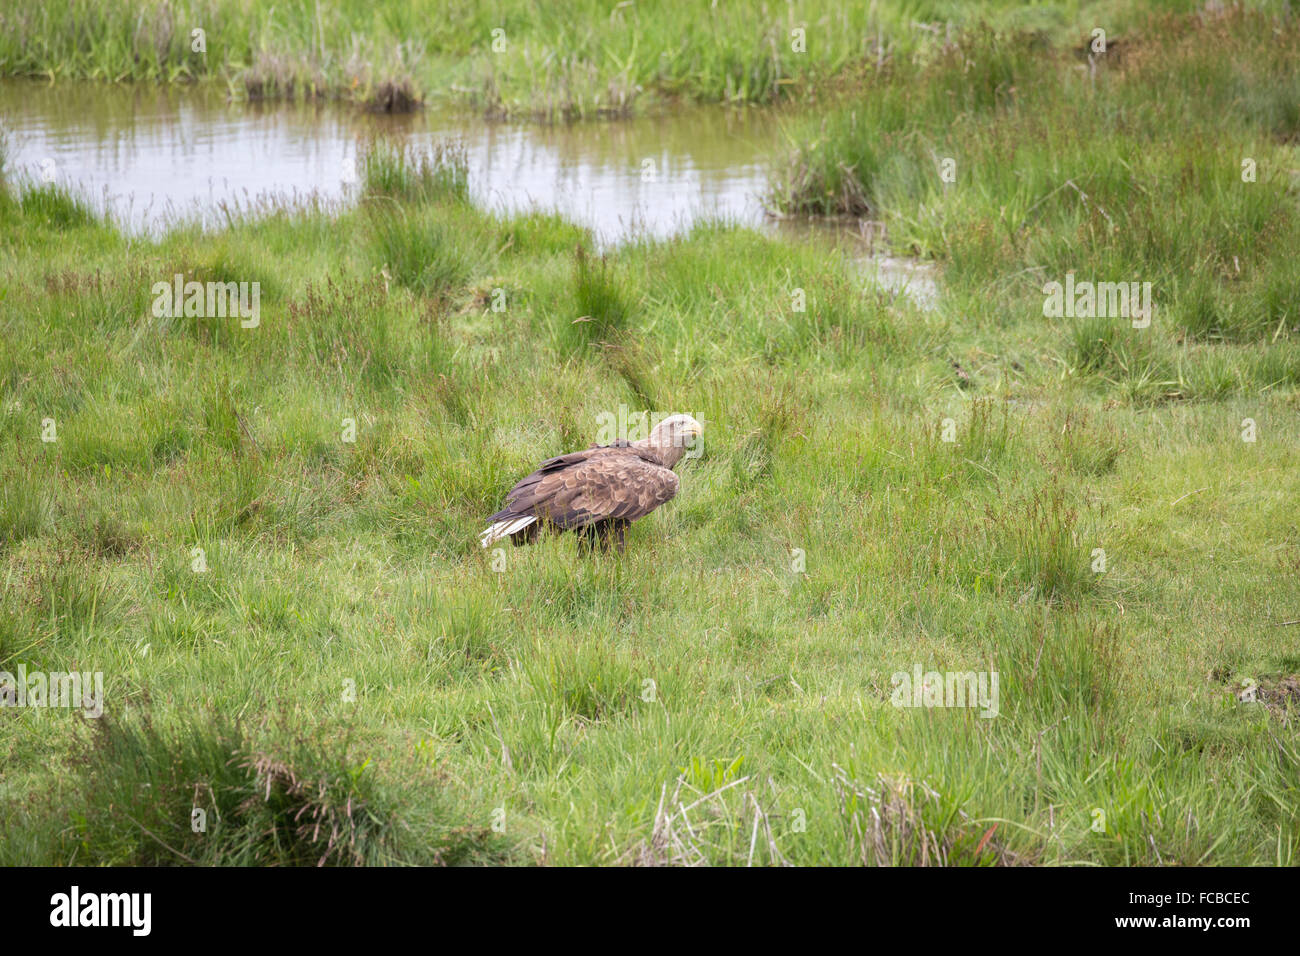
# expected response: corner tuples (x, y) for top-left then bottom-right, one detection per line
(1, 5), (1298, 866)
(1, 80), (937, 304)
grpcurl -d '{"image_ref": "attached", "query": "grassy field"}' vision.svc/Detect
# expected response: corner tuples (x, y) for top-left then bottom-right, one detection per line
(1, 4), (1298, 866)
(0, 0), (1235, 117)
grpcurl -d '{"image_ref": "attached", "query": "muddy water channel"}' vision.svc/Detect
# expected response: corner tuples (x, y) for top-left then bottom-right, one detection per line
(0, 80), (938, 303)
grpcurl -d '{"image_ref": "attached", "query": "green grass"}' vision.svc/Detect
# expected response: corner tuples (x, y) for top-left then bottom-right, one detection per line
(0, 0), (1232, 117)
(359, 137), (468, 205)
(1, 19), (1299, 864)
(768, 5), (1300, 402)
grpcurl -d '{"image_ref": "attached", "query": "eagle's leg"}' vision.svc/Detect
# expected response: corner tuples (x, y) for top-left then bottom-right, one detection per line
(595, 519), (628, 554)
(576, 524), (600, 555)
(576, 521), (625, 555)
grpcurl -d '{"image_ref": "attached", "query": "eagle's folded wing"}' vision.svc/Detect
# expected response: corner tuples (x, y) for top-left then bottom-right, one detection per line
(510, 454), (680, 529)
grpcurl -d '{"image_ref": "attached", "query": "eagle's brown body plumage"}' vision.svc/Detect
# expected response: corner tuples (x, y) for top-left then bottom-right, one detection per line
(479, 414), (702, 552)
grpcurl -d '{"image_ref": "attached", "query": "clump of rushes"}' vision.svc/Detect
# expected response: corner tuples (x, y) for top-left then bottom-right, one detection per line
(0, 125), (102, 230)
(4, 713), (512, 865)
(358, 140), (485, 303)
(18, 182), (99, 229)
(570, 246), (628, 344)
(365, 76), (421, 114)
(358, 137), (468, 205)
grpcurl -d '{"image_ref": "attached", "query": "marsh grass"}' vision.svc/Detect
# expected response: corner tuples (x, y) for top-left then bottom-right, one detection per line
(367, 208), (480, 300)
(356, 139), (487, 307)
(17, 182), (98, 229)
(1, 4), (1299, 867)
(566, 246), (631, 350)
(0, 0), (1203, 117)
(1, 713), (509, 865)
(773, 6), (1300, 407)
(359, 138), (468, 206)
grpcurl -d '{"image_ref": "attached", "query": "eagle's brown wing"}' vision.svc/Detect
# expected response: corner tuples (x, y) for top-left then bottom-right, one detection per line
(490, 449), (679, 530)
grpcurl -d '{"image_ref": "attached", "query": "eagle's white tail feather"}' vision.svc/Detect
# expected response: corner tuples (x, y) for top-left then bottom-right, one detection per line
(479, 515), (537, 548)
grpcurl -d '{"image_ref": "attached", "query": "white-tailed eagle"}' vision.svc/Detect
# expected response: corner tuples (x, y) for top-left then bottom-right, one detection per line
(479, 414), (703, 552)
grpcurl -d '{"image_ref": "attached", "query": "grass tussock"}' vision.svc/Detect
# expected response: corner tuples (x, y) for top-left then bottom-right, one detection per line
(2, 714), (510, 865)
(359, 138), (468, 206)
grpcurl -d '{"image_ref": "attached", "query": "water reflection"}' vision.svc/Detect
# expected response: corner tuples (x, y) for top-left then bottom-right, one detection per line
(0, 80), (940, 306)
(0, 80), (779, 243)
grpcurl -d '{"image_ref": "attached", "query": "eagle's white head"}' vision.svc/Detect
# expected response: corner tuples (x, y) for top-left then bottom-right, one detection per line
(641, 413), (704, 469)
